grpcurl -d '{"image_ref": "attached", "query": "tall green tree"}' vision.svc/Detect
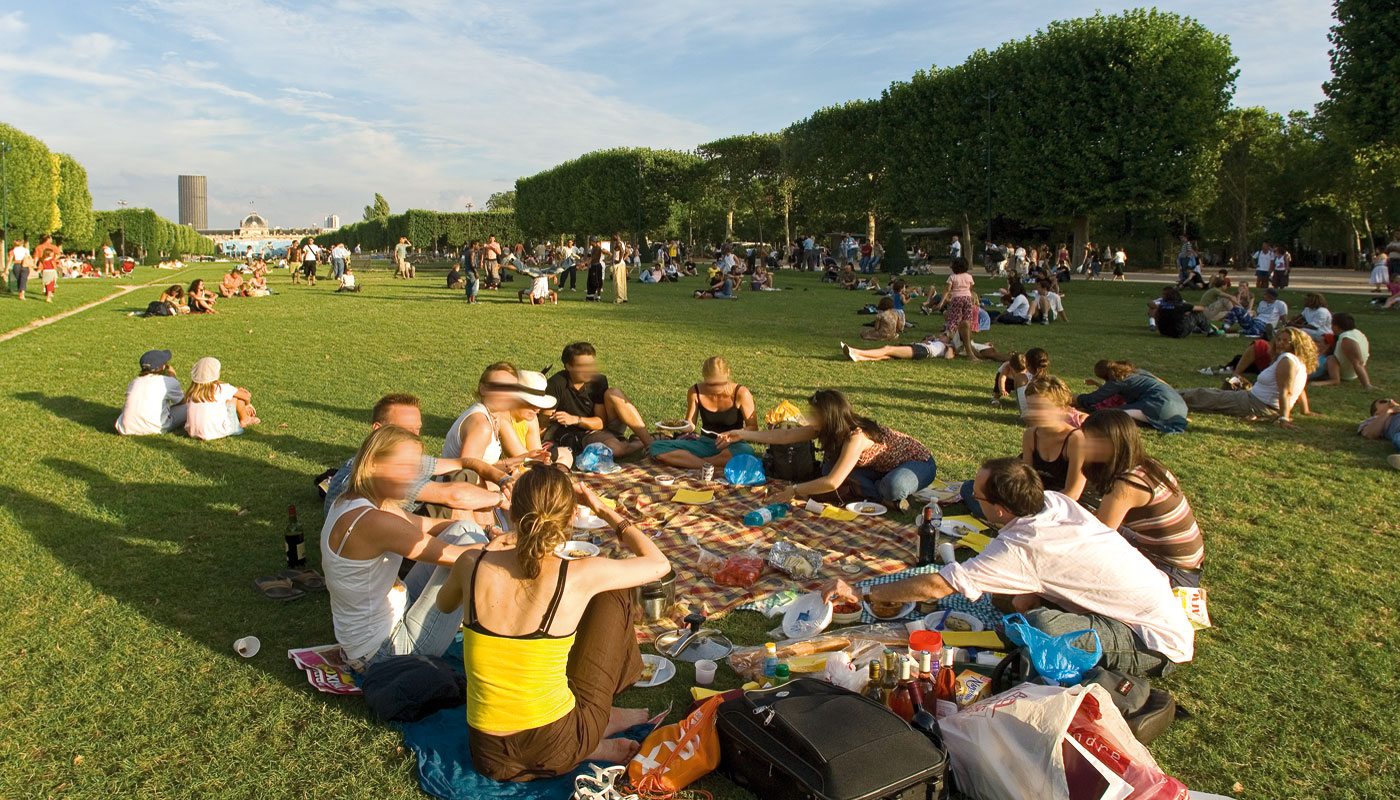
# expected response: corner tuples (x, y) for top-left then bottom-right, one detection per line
(486, 190), (515, 212)
(785, 100), (886, 242)
(56, 153), (94, 250)
(0, 122), (58, 239)
(696, 133), (781, 240)
(362, 192), (390, 221)
(1204, 109), (1290, 268)
(1319, 0), (1400, 148)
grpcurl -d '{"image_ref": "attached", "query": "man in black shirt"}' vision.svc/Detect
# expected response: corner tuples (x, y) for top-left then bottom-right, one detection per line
(543, 342), (653, 461)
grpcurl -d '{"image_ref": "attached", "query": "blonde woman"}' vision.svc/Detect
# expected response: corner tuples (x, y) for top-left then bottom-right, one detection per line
(1179, 328), (1317, 429)
(649, 356), (758, 470)
(183, 357), (258, 440)
(436, 464), (669, 780)
(444, 363), (551, 466)
(496, 370), (561, 465)
(322, 425), (489, 671)
(1020, 377), (1088, 501)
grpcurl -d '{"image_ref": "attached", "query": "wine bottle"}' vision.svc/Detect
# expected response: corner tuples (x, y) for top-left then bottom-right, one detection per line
(862, 660), (889, 705)
(888, 658), (921, 722)
(284, 505), (306, 568)
(916, 650), (939, 714)
(917, 506), (939, 566)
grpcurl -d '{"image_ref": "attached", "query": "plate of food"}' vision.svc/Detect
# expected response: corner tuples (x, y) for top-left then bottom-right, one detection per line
(864, 600), (916, 621)
(636, 653), (675, 688)
(845, 501), (888, 517)
(831, 601), (864, 624)
(938, 519), (982, 538)
(921, 609), (985, 633)
(912, 484), (960, 503)
(655, 474), (677, 486)
(656, 419), (694, 433)
(554, 541), (600, 560)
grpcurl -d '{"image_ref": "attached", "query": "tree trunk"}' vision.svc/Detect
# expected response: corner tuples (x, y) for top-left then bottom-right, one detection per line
(783, 205), (791, 254)
(866, 213), (876, 244)
(1346, 217), (1361, 271)
(1362, 213), (1375, 262)
(725, 203), (734, 241)
(1071, 215), (1090, 271)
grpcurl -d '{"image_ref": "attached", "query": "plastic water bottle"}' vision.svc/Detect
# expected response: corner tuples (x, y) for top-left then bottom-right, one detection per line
(743, 503), (789, 527)
(762, 642), (778, 680)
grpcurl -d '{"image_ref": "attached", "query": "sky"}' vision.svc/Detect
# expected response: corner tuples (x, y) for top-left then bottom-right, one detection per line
(0, 1), (1337, 230)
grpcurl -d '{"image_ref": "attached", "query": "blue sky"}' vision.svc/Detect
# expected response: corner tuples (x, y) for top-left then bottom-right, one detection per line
(0, 1), (1335, 229)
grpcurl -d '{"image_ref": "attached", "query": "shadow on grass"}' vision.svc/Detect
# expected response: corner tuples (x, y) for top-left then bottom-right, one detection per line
(287, 399), (460, 438)
(15, 392), (117, 432)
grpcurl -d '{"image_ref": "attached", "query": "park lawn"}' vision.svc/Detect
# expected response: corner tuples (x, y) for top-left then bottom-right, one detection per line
(0, 267), (197, 333)
(0, 263), (1396, 799)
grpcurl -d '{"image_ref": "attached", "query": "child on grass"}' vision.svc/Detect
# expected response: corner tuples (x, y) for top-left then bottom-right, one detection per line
(184, 357), (259, 440)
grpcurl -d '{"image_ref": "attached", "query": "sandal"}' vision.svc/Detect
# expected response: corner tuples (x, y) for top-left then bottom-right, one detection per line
(280, 568), (326, 592)
(252, 575), (305, 602)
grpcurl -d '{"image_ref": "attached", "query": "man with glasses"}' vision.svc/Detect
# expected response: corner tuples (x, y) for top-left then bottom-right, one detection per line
(824, 457), (1194, 677)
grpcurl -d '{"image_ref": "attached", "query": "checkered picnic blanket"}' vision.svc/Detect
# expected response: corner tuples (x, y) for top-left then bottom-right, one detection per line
(576, 464), (919, 640)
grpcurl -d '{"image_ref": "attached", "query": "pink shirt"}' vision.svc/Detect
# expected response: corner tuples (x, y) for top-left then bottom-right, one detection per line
(947, 273), (974, 298)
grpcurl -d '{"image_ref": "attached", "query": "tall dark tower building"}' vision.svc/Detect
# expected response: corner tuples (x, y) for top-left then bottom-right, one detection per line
(177, 175), (207, 229)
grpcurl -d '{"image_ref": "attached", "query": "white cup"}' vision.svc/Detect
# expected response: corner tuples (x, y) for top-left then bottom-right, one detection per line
(805, 499), (825, 514)
(695, 659), (718, 686)
(937, 542), (957, 564)
(234, 636), (260, 658)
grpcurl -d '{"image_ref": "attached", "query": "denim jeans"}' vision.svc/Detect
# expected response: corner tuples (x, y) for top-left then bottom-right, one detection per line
(464, 275), (478, 300)
(959, 479), (984, 520)
(362, 521), (487, 670)
(846, 457), (938, 503)
(1390, 431), (1400, 454)
(331, 257), (346, 279)
(1021, 606), (1176, 678)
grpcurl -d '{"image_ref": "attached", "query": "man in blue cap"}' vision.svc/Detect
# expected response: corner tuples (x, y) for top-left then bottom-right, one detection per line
(115, 350), (187, 435)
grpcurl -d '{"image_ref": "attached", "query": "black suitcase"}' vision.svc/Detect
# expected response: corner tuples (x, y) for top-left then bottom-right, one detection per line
(717, 678), (947, 800)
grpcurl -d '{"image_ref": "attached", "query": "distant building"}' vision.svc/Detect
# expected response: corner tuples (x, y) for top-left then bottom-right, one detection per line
(177, 175), (208, 230)
(200, 211), (322, 258)
(324, 214), (340, 230)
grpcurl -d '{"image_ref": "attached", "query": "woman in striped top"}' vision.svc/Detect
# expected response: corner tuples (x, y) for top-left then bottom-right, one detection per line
(1082, 410), (1204, 587)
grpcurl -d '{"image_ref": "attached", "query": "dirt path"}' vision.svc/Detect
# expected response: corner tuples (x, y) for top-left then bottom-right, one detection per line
(0, 268), (195, 344)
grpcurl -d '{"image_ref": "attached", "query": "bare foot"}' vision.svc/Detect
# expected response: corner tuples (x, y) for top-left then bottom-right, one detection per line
(586, 736), (642, 764)
(603, 706), (650, 737)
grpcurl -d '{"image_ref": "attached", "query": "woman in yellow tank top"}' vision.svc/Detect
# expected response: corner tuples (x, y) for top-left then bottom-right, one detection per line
(435, 464), (670, 781)
(496, 370), (559, 468)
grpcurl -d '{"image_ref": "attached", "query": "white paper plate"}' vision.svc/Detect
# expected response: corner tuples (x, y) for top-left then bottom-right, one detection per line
(554, 541), (600, 560)
(863, 601), (916, 620)
(572, 511), (611, 530)
(938, 519), (982, 538)
(656, 420), (694, 432)
(635, 653), (676, 687)
(782, 591), (834, 639)
(845, 502), (888, 517)
(921, 609), (986, 633)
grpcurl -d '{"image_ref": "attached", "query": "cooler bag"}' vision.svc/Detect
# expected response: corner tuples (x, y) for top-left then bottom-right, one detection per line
(716, 678), (947, 800)
(764, 441), (819, 482)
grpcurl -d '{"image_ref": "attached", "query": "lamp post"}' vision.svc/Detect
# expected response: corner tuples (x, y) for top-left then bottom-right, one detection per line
(117, 199), (128, 260)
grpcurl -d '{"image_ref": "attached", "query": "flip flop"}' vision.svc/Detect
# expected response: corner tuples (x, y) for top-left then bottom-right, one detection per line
(279, 568), (326, 592)
(252, 575), (305, 602)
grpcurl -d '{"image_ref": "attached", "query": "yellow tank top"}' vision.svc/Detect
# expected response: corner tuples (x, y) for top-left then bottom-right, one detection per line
(461, 556), (578, 733)
(510, 417), (531, 450)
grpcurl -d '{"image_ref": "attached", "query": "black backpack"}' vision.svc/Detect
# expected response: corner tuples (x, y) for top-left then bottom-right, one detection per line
(765, 441), (819, 483)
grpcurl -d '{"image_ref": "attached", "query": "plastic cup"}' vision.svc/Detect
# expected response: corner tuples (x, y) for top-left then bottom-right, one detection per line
(805, 499), (825, 514)
(937, 542), (957, 564)
(695, 659), (718, 686)
(234, 636), (260, 658)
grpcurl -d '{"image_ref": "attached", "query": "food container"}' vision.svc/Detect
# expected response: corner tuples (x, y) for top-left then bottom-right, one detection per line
(768, 540), (823, 580)
(635, 568), (677, 622)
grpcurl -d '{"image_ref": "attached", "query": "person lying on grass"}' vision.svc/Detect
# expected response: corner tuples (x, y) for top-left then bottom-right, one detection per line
(436, 465), (669, 780)
(649, 356), (758, 470)
(324, 393), (512, 520)
(1179, 328), (1317, 430)
(824, 457), (1194, 677)
(1080, 410), (1205, 588)
(323, 424), (489, 673)
(542, 342), (654, 463)
(841, 331), (1013, 363)
(183, 357), (257, 440)
(1308, 313), (1376, 390)
(1358, 397), (1400, 471)
(694, 270), (734, 299)
(716, 389), (937, 511)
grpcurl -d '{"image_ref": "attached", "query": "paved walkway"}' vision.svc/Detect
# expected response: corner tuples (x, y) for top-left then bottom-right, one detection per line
(1096, 267), (1377, 295)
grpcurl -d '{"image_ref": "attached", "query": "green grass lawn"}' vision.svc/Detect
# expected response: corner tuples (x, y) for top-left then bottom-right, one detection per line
(1, 263), (1396, 799)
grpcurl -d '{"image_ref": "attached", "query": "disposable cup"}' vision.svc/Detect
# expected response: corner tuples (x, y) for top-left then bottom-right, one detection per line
(234, 636), (261, 658)
(937, 542), (957, 564)
(695, 659), (718, 686)
(805, 499), (825, 514)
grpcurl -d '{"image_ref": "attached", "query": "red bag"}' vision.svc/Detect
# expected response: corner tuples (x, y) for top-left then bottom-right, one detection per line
(627, 695), (723, 794)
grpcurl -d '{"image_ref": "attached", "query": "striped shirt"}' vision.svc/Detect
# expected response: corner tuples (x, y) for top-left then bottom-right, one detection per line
(1117, 466), (1204, 570)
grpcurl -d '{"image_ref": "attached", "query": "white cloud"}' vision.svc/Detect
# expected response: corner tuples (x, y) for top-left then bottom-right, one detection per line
(0, 10), (28, 38)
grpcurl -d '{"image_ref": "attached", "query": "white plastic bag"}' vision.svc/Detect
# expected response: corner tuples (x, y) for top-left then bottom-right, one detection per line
(940, 682), (1189, 800)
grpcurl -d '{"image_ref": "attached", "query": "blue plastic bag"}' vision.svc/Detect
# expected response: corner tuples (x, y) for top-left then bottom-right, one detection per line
(1001, 613), (1102, 684)
(724, 454), (765, 486)
(575, 443), (617, 473)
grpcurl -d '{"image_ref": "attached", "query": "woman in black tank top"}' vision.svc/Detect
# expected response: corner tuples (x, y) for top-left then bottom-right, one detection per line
(649, 357), (758, 470)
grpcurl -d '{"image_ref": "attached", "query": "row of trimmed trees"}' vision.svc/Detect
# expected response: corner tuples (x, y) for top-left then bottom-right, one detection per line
(312, 209), (521, 253)
(1, 121), (216, 259)
(509, 5), (1400, 269)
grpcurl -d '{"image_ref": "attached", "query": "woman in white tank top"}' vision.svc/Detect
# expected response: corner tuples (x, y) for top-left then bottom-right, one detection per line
(443, 363), (524, 464)
(323, 425), (488, 670)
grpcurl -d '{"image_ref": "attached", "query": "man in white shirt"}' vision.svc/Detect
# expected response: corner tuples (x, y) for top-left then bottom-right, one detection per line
(996, 291), (1031, 324)
(330, 242), (350, 280)
(1252, 242), (1273, 289)
(825, 458), (1194, 676)
(115, 350), (187, 435)
(1253, 287), (1288, 329)
(8, 238), (31, 300)
(948, 235), (961, 263)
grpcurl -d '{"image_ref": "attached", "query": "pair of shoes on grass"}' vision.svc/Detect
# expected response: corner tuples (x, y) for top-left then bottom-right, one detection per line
(253, 568), (326, 601)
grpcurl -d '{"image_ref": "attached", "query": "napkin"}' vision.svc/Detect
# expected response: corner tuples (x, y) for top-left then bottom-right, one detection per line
(820, 505), (859, 522)
(956, 531), (993, 553)
(671, 489), (714, 505)
(941, 631), (1005, 648)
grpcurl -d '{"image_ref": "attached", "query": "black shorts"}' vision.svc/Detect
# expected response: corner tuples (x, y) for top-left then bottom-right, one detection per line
(910, 342), (933, 360)
(301, 261), (317, 276)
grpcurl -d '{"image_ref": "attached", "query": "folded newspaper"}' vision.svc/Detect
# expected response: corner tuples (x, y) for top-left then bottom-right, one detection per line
(287, 644), (361, 695)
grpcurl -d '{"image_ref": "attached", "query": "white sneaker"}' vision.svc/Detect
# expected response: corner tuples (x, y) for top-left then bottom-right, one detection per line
(1197, 367), (1215, 375)
(1389, 454), (1400, 471)
(841, 342), (857, 362)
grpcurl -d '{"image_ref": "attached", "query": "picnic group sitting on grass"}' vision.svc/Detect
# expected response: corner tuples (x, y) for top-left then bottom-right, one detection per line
(114, 351), (259, 439)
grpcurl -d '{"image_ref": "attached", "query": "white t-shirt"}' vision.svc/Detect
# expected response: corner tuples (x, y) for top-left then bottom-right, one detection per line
(1301, 306), (1332, 333)
(341, 273), (356, 288)
(1251, 352), (1304, 409)
(531, 274), (549, 298)
(1006, 293), (1030, 318)
(1254, 299), (1288, 327)
(1113, 249), (1126, 264)
(302, 244), (320, 261)
(10, 245), (29, 264)
(186, 383), (240, 440)
(949, 240), (962, 259)
(443, 402), (501, 463)
(103, 246), (115, 258)
(1254, 250), (1272, 272)
(115, 374), (185, 435)
(939, 492), (1194, 663)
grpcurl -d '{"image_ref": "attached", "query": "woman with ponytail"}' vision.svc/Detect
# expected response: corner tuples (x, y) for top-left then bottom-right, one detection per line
(436, 464), (670, 781)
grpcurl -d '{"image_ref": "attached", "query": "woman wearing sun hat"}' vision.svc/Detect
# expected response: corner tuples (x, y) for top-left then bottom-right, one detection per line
(183, 356), (258, 440)
(497, 370), (560, 465)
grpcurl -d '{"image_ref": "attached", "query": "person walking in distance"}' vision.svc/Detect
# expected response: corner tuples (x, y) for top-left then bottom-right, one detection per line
(394, 237), (413, 280)
(610, 234), (629, 304)
(585, 238), (605, 302)
(555, 239), (578, 291)
(482, 235), (502, 289)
